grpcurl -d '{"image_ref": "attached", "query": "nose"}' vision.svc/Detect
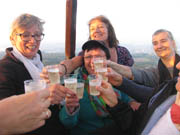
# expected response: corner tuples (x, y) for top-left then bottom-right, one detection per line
(90, 57), (95, 68)
(94, 27), (101, 32)
(28, 36), (36, 43)
(156, 42), (163, 49)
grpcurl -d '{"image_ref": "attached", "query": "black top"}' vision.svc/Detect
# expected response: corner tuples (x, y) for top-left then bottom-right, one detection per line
(0, 47), (69, 135)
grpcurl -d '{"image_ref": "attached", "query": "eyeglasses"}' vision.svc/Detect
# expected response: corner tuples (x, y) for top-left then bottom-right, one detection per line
(16, 33), (45, 41)
(84, 55), (105, 61)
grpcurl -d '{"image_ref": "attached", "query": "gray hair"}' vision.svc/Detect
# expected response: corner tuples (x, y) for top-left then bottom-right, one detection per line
(10, 13), (45, 38)
(152, 29), (174, 41)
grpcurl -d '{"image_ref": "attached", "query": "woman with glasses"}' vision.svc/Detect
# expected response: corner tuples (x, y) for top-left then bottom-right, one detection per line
(59, 40), (133, 135)
(0, 13), (69, 135)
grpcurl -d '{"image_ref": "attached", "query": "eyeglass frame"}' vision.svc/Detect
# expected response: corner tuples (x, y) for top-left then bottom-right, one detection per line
(84, 55), (106, 61)
(16, 33), (45, 41)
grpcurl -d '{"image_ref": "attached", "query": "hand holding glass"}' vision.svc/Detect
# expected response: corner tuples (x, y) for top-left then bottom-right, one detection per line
(93, 57), (104, 72)
(64, 74), (77, 94)
(46, 64), (60, 85)
(24, 79), (46, 93)
(88, 74), (102, 96)
(96, 67), (108, 82)
(77, 80), (84, 99)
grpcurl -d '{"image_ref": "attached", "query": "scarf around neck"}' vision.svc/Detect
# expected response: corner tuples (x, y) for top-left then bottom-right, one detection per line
(12, 46), (44, 80)
(78, 67), (123, 117)
(79, 67), (109, 117)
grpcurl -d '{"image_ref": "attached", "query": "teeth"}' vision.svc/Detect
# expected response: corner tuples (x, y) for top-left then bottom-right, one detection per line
(27, 46), (36, 49)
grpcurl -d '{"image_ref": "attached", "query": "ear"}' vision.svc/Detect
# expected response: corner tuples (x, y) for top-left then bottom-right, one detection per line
(10, 35), (16, 46)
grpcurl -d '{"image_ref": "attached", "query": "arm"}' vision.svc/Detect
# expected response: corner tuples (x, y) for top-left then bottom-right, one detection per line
(107, 60), (133, 79)
(107, 61), (159, 87)
(0, 89), (51, 135)
(107, 68), (153, 102)
(115, 77), (154, 103)
(59, 90), (80, 128)
(132, 67), (159, 87)
(60, 55), (83, 75)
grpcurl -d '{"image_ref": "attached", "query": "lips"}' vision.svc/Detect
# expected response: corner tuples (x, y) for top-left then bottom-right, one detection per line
(93, 34), (103, 40)
(26, 45), (36, 49)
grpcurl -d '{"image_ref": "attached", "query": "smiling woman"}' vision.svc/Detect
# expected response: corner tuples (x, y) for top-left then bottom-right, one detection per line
(0, 13), (69, 135)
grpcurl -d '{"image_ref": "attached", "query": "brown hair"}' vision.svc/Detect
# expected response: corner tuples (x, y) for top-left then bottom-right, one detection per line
(88, 15), (119, 48)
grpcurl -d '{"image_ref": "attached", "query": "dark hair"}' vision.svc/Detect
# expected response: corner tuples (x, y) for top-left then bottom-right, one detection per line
(88, 15), (119, 48)
(82, 40), (111, 60)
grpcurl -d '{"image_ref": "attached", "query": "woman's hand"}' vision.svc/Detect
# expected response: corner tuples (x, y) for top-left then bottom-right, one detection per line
(129, 101), (141, 111)
(40, 67), (50, 84)
(0, 89), (51, 135)
(96, 81), (118, 107)
(48, 84), (67, 104)
(65, 91), (79, 114)
(107, 68), (123, 87)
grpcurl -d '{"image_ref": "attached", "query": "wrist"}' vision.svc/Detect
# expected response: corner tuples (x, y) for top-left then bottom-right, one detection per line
(60, 64), (67, 75)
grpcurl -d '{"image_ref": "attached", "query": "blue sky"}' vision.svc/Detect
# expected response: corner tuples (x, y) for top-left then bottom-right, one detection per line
(0, 0), (180, 51)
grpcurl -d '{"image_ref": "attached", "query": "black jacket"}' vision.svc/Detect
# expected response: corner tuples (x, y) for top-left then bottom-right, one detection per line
(0, 48), (69, 135)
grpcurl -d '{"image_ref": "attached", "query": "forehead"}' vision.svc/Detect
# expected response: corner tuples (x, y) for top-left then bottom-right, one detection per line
(84, 48), (106, 56)
(90, 20), (106, 27)
(152, 32), (170, 41)
(16, 25), (41, 33)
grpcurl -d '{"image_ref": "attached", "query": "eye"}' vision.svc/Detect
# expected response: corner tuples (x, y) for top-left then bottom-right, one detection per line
(34, 34), (41, 37)
(152, 41), (158, 46)
(160, 39), (167, 43)
(90, 27), (95, 31)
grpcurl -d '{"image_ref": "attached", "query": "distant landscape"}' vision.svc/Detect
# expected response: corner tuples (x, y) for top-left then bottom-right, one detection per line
(0, 50), (158, 69)
(0, 42), (161, 68)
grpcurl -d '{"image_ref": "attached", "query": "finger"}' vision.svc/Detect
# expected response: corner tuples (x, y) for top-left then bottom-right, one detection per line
(96, 86), (104, 93)
(39, 88), (50, 99)
(49, 87), (66, 98)
(58, 84), (68, 94)
(66, 88), (76, 96)
(40, 109), (51, 120)
(101, 81), (108, 87)
(43, 98), (51, 108)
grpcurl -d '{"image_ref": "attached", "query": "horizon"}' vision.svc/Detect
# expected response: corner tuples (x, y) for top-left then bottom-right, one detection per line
(0, 41), (156, 55)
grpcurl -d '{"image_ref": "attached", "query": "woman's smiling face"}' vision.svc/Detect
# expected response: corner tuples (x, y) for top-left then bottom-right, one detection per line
(11, 25), (42, 59)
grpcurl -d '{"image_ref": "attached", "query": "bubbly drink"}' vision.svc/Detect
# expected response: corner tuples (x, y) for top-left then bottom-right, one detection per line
(77, 83), (84, 99)
(24, 80), (46, 93)
(89, 79), (101, 96)
(96, 68), (108, 82)
(48, 68), (60, 84)
(64, 78), (77, 93)
(93, 59), (104, 71)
